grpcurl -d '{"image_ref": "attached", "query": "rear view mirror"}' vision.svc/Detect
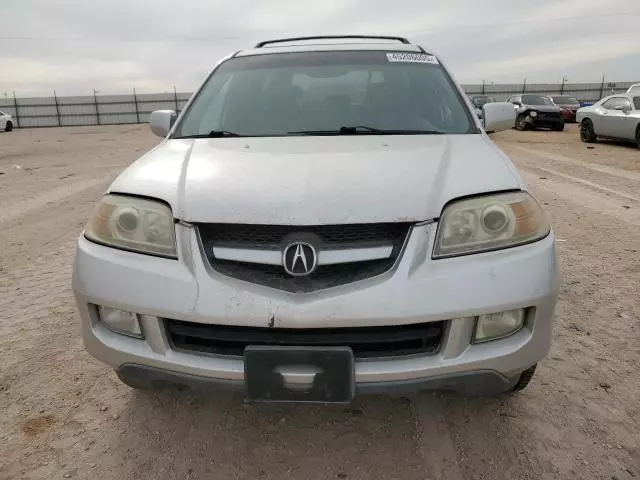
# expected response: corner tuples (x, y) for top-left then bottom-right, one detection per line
(483, 103), (516, 133)
(150, 110), (177, 138)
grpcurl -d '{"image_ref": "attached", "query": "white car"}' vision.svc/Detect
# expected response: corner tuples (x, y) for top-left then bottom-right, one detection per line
(627, 83), (640, 96)
(73, 35), (558, 402)
(0, 110), (13, 132)
(577, 94), (640, 148)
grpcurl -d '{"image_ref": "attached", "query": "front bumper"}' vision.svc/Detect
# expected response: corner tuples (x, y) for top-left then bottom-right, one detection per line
(73, 223), (559, 394)
(526, 116), (564, 129)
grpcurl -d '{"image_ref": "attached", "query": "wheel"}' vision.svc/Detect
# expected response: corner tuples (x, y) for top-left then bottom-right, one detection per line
(515, 115), (529, 131)
(553, 122), (564, 132)
(511, 364), (537, 392)
(5, 121), (12, 132)
(636, 125), (640, 149)
(580, 119), (597, 143)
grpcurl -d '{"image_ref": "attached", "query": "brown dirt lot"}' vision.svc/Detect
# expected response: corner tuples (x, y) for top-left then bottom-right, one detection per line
(0, 124), (638, 480)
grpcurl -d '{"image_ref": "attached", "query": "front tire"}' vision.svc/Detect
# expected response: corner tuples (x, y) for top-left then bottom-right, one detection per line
(635, 125), (640, 150)
(511, 364), (537, 392)
(515, 115), (529, 131)
(5, 121), (12, 132)
(553, 122), (565, 132)
(580, 119), (597, 143)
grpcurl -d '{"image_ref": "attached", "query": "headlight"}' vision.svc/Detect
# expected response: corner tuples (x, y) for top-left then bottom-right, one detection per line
(529, 111), (538, 117)
(433, 192), (550, 258)
(85, 194), (177, 258)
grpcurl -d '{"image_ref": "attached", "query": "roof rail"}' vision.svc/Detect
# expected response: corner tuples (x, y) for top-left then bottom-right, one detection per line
(255, 35), (411, 48)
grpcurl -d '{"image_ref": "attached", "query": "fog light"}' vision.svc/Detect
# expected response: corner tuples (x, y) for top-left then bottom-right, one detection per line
(97, 306), (143, 338)
(473, 309), (525, 343)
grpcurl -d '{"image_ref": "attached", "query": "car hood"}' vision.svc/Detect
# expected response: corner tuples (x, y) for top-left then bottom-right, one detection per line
(109, 135), (523, 224)
(521, 104), (562, 113)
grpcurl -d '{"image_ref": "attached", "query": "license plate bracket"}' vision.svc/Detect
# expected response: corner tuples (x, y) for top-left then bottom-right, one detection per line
(244, 346), (355, 403)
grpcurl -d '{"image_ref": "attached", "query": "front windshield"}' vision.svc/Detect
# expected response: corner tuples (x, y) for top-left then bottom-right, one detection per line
(471, 96), (495, 107)
(522, 95), (553, 106)
(174, 51), (475, 138)
(553, 96), (579, 105)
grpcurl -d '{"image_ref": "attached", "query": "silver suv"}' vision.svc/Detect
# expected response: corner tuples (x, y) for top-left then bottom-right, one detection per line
(73, 36), (558, 402)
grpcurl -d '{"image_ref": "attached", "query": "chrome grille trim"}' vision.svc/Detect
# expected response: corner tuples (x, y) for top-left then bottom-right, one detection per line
(212, 244), (393, 266)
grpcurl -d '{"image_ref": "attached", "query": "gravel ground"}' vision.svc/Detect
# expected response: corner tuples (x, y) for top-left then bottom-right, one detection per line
(0, 124), (638, 480)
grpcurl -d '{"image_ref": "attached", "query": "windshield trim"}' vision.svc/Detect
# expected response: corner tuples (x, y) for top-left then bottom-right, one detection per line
(170, 49), (481, 139)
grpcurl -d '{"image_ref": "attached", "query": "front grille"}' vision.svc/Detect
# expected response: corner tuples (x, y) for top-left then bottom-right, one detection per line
(537, 112), (561, 121)
(199, 223), (411, 248)
(198, 223), (412, 293)
(166, 319), (445, 359)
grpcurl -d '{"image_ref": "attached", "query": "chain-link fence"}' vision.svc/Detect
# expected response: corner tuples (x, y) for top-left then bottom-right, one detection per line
(462, 80), (637, 102)
(0, 89), (191, 129)
(1, 80), (637, 129)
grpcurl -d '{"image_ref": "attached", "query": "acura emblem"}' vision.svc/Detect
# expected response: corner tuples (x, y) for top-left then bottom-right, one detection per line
(283, 242), (318, 277)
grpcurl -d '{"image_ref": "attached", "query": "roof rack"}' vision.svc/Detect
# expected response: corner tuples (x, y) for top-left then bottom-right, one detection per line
(255, 35), (411, 48)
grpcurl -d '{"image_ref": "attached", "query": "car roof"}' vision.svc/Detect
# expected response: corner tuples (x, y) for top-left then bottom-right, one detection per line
(598, 94), (632, 103)
(236, 36), (425, 57)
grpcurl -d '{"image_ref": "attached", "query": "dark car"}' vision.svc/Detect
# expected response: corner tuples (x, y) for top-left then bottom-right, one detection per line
(468, 95), (496, 120)
(507, 94), (564, 131)
(551, 95), (580, 122)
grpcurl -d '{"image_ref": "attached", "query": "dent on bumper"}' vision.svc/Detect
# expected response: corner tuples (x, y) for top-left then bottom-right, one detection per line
(73, 225), (559, 388)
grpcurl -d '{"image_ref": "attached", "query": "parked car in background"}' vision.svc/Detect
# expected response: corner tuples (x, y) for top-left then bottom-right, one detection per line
(507, 94), (564, 131)
(551, 96), (580, 122)
(73, 35), (557, 403)
(469, 95), (496, 120)
(577, 94), (640, 148)
(0, 111), (13, 132)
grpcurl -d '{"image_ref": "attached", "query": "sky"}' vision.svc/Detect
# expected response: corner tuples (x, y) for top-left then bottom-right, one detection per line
(2, 0), (640, 96)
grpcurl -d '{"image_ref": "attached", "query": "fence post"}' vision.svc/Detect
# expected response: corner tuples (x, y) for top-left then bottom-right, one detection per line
(599, 75), (605, 100)
(93, 89), (101, 125)
(12, 91), (20, 128)
(560, 77), (566, 95)
(53, 90), (61, 126)
(481, 80), (485, 94)
(173, 85), (179, 112)
(133, 87), (140, 123)
(522, 78), (527, 93)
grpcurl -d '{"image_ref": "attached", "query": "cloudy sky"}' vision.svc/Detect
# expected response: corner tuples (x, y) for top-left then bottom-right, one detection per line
(2, 0), (640, 96)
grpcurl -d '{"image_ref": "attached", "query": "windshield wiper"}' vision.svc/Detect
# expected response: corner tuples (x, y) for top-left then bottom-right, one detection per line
(175, 130), (245, 139)
(288, 126), (444, 135)
(340, 125), (384, 134)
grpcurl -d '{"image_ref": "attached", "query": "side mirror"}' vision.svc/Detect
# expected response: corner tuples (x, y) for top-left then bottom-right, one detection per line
(483, 102), (517, 133)
(150, 110), (177, 138)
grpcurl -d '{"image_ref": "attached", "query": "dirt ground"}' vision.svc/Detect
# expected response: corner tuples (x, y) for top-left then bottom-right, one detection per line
(0, 124), (638, 480)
